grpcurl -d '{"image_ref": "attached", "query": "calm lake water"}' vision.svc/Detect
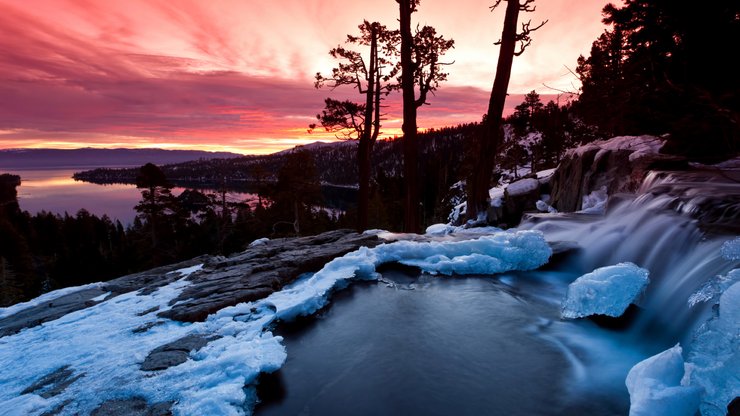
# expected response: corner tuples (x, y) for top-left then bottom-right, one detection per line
(4, 167), (258, 225)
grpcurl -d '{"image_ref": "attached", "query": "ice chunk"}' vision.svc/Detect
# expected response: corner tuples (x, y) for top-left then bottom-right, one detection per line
(579, 185), (608, 214)
(688, 268), (740, 307)
(399, 231), (551, 275)
(720, 237), (740, 260)
(561, 262), (650, 319)
(686, 281), (740, 416)
(626, 344), (702, 416)
(265, 230), (551, 320)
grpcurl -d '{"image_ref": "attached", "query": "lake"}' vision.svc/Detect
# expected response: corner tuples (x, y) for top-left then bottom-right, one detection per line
(3, 167), (259, 225)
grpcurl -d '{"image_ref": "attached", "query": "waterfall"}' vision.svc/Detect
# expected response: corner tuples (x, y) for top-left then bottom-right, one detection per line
(520, 167), (740, 342)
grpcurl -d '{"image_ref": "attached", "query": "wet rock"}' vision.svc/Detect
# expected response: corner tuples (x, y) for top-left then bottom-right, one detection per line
(104, 255), (210, 297)
(550, 135), (685, 212)
(140, 334), (213, 371)
(0, 288), (108, 338)
(21, 365), (83, 398)
(159, 230), (380, 322)
(91, 397), (172, 416)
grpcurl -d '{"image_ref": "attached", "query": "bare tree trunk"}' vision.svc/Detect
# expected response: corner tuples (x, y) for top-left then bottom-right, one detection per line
(467, 0), (521, 221)
(148, 185), (158, 248)
(400, 0), (420, 233)
(357, 24), (378, 232)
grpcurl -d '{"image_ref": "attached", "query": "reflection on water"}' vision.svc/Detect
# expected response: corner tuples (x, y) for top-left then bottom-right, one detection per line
(4, 168), (258, 224)
(257, 269), (654, 416)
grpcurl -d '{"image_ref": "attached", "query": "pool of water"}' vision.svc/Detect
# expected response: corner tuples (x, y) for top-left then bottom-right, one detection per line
(256, 267), (664, 416)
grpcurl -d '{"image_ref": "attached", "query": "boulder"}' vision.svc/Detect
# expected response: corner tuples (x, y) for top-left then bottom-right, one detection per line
(502, 178), (542, 226)
(140, 334), (213, 371)
(550, 135), (686, 212)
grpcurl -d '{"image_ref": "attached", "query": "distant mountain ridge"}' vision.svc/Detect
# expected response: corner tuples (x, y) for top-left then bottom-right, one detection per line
(0, 148), (242, 169)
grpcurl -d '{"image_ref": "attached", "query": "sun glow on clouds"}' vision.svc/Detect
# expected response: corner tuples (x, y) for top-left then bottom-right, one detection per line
(0, 0), (605, 154)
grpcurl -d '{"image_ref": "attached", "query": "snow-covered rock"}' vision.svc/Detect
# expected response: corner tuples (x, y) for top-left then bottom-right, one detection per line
(561, 262), (650, 319)
(567, 135), (665, 161)
(248, 237), (269, 247)
(626, 344), (702, 416)
(425, 223), (456, 235)
(685, 280), (740, 416)
(506, 178), (539, 196)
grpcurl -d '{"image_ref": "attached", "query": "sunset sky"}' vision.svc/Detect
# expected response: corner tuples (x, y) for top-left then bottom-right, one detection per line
(0, 0), (608, 155)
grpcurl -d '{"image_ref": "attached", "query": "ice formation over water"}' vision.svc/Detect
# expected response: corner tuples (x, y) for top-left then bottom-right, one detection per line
(561, 262), (650, 319)
(685, 280), (740, 416)
(625, 344), (702, 416)
(720, 237), (740, 260)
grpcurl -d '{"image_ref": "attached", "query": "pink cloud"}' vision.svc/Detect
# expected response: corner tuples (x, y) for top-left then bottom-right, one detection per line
(0, 0), (605, 153)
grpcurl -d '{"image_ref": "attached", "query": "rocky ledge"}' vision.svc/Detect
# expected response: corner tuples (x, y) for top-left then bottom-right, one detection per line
(0, 230), (380, 339)
(0, 229), (380, 415)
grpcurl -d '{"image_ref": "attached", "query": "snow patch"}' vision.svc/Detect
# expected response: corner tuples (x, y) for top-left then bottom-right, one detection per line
(536, 168), (557, 181)
(488, 186), (505, 208)
(175, 264), (203, 277)
(561, 262), (650, 319)
(536, 199), (557, 213)
(626, 344), (702, 416)
(425, 223), (456, 235)
(90, 292), (111, 302)
(263, 230), (551, 321)
(567, 135), (664, 160)
(248, 238), (270, 247)
(579, 185), (608, 214)
(506, 178), (539, 196)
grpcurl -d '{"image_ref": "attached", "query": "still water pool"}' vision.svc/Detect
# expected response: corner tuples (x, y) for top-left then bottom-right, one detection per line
(257, 268), (666, 416)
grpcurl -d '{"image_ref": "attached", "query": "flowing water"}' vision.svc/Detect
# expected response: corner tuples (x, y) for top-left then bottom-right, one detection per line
(257, 168), (739, 416)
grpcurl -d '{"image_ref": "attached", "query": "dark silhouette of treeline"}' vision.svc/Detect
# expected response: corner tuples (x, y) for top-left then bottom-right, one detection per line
(573, 1), (739, 161)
